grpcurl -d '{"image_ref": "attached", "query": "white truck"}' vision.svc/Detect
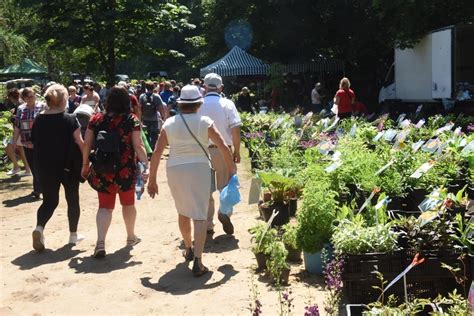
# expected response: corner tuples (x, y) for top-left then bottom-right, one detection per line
(378, 25), (474, 112)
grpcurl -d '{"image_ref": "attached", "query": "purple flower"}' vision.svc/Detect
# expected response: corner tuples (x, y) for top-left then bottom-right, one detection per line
(304, 304), (320, 316)
(467, 123), (474, 133)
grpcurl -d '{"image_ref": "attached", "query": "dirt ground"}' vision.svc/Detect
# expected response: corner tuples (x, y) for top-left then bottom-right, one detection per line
(0, 152), (326, 315)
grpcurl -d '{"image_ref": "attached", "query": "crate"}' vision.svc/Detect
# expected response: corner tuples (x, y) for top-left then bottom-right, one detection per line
(342, 252), (404, 279)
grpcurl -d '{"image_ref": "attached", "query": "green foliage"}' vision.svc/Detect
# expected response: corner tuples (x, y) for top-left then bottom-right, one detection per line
(266, 241), (289, 284)
(332, 215), (398, 255)
(248, 222), (277, 254)
(15, 0), (192, 83)
(296, 176), (338, 253)
(258, 170), (300, 203)
(281, 223), (299, 250)
(0, 111), (13, 157)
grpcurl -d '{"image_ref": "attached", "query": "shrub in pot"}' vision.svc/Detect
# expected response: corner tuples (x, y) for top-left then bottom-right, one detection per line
(266, 241), (290, 285)
(296, 177), (338, 274)
(249, 222), (277, 271)
(281, 223), (301, 262)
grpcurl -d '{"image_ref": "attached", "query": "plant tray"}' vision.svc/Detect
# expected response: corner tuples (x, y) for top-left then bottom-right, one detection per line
(342, 252), (404, 279)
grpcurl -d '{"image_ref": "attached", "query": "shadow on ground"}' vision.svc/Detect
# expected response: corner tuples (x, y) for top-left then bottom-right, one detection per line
(204, 234), (239, 253)
(11, 244), (85, 270)
(68, 246), (142, 274)
(140, 263), (238, 295)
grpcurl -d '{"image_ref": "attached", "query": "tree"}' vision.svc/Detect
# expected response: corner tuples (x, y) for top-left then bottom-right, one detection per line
(0, 0), (28, 67)
(17, 0), (193, 84)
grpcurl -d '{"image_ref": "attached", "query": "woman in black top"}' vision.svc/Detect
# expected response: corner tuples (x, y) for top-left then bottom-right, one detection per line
(31, 84), (84, 252)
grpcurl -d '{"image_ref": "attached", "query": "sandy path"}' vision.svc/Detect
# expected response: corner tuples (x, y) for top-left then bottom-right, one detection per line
(0, 151), (325, 315)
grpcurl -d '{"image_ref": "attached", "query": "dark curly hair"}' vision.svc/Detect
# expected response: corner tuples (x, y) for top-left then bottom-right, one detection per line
(105, 86), (131, 114)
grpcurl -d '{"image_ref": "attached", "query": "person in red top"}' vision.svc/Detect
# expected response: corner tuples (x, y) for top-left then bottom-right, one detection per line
(334, 77), (355, 119)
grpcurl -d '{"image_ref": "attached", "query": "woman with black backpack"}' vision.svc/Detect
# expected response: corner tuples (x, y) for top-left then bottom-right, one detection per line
(81, 86), (149, 258)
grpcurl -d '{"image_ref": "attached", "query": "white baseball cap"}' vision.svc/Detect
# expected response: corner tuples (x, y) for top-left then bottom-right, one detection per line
(203, 73), (223, 88)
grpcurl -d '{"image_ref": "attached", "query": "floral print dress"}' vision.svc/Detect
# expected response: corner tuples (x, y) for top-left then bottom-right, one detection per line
(87, 112), (141, 193)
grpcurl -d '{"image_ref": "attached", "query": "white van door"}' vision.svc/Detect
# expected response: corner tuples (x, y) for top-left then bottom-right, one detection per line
(431, 28), (453, 99)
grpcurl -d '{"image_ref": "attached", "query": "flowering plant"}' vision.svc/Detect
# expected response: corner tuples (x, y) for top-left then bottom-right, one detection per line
(323, 257), (344, 316)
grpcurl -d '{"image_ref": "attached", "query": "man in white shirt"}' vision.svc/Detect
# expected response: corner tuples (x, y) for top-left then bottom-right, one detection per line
(310, 82), (323, 113)
(198, 73), (241, 235)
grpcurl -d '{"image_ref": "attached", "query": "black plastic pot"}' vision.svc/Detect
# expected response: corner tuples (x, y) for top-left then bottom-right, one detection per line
(288, 198), (298, 217)
(285, 244), (302, 263)
(271, 267), (290, 285)
(406, 188), (429, 211)
(259, 201), (290, 227)
(254, 252), (267, 271)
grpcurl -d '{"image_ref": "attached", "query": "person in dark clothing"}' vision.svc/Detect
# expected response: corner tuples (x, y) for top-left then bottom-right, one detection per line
(236, 87), (253, 113)
(31, 84), (85, 252)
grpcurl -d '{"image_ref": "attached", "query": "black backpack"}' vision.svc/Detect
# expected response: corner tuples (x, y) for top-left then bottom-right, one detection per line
(89, 121), (121, 174)
(141, 93), (156, 118)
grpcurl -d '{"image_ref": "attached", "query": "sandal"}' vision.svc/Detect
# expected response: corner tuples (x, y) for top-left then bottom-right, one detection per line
(126, 235), (141, 247)
(182, 247), (194, 261)
(93, 241), (106, 258)
(192, 257), (209, 277)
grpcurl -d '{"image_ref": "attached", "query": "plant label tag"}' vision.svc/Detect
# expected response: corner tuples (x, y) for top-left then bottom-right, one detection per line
(332, 151), (342, 161)
(373, 131), (385, 142)
(358, 190), (377, 213)
(375, 160), (395, 176)
(421, 138), (440, 153)
(453, 127), (462, 136)
(383, 129), (397, 142)
(325, 161), (342, 173)
(415, 104), (423, 115)
(318, 141), (333, 155)
(410, 161), (435, 178)
(248, 177), (262, 205)
(434, 122), (454, 135)
(399, 119), (411, 128)
(396, 113), (406, 124)
(412, 140), (425, 152)
(435, 142), (447, 156)
(418, 188), (442, 212)
(375, 197), (390, 210)
(349, 124), (357, 137)
(461, 140), (474, 155)
(270, 117), (285, 130)
(414, 119), (425, 128)
(324, 117), (340, 132)
(303, 112), (313, 124)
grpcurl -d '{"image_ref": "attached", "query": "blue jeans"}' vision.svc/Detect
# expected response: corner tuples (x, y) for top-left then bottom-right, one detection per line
(143, 120), (159, 151)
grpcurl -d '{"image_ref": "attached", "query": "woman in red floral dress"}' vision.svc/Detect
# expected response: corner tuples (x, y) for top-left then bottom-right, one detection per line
(81, 86), (149, 258)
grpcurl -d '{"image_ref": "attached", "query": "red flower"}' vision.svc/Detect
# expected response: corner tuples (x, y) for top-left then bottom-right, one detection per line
(444, 199), (454, 209)
(119, 168), (130, 178)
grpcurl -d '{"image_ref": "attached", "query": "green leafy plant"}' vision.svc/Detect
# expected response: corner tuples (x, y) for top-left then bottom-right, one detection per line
(296, 177), (338, 253)
(332, 215), (398, 255)
(281, 223), (299, 250)
(249, 222), (278, 254)
(450, 213), (474, 255)
(266, 241), (289, 284)
(258, 171), (299, 203)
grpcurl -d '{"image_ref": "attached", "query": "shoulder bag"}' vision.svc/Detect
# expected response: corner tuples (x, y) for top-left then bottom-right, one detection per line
(179, 113), (216, 192)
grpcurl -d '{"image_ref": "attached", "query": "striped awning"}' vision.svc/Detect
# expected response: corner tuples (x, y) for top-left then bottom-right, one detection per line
(284, 57), (345, 74)
(200, 46), (269, 77)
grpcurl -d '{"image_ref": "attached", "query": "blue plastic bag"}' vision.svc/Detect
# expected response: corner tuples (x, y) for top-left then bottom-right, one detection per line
(219, 175), (241, 216)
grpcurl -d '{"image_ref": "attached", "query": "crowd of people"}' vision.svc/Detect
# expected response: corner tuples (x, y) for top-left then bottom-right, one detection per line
(1, 73), (241, 278)
(1, 72), (365, 277)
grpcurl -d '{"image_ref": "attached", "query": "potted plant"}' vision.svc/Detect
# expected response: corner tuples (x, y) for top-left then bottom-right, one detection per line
(266, 241), (290, 285)
(281, 223), (302, 262)
(296, 177), (338, 274)
(258, 171), (296, 227)
(249, 222), (278, 271)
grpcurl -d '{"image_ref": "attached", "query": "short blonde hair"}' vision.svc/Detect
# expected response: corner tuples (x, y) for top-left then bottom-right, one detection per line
(339, 77), (351, 89)
(68, 85), (76, 93)
(44, 84), (68, 109)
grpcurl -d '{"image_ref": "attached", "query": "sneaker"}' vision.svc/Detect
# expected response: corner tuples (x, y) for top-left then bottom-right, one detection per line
(68, 233), (85, 245)
(20, 170), (32, 177)
(32, 229), (45, 252)
(6, 167), (21, 176)
(218, 212), (234, 235)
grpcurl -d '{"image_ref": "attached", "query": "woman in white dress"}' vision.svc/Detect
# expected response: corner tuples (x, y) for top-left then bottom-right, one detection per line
(80, 83), (101, 113)
(147, 85), (235, 277)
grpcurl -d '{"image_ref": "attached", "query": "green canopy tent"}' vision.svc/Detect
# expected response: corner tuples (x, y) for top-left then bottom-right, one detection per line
(0, 58), (48, 79)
